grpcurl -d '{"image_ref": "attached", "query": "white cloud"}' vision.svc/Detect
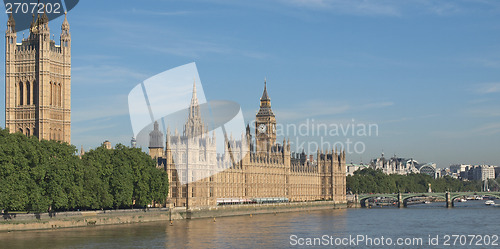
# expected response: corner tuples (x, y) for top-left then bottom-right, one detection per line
(381, 114), (438, 124)
(273, 0), (500, 17)
(465, 107), (500, 118)
(473, 122), (500, 135)
(72, 94), (131, 123)
(476, 83), (500, 94)
(129, 9), (195, 16)
(360, 101), (393, 109)
(266, 100), (393, 122)
(72, 64), (149, 86)
(280, 0), (401, 16)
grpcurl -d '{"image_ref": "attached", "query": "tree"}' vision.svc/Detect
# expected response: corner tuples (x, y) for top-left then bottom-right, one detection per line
(0, 128), (169, 212)
(347, 168), (481, 194)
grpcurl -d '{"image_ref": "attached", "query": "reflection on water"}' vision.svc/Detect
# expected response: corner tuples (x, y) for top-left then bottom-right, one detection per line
(1, 201), (497, 249)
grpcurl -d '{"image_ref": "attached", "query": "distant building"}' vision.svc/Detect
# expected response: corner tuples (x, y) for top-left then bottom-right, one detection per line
(440, 168), (457, 179)
(370, 153), (420, 175)
(346, 162), (370, 176)
(103, 140), (112, 150)
(442, 164), (498, 181)
(79, 145), (85, 158)
(447, 164), (470, 179)
(417, 163), (439, 179)
(450, 164), (470, 174)
(131, 137), (137, 148)
(471, 165), (495, 181)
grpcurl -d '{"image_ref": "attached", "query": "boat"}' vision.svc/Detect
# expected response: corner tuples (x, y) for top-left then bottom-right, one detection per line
(457, 198), (467, 202)
(424, 201), (431, 204)
(485, 200), (495, 205)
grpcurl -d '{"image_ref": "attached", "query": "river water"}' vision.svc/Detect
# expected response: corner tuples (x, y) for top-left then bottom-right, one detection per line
(1, 200), (499, 248)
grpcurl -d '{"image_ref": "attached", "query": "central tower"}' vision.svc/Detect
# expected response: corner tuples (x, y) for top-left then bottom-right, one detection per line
(184, 80), (206, 138)
(255, 80), (276, 153)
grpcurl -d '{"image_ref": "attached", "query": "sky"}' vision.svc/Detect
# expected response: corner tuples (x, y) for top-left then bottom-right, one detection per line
(1, 0), (500, 168)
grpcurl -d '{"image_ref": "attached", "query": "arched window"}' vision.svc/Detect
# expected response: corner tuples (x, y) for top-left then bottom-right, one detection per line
(58, 83), (62, 106)
(33, 81), (37, 105)
(50, 82), (53, 105)
(26, 81), (30, 105)
(55, 83), (59, 107)
(53, 82), (57, 106)
(26, 128), (30, 136)
(18, 128), (23, 134)
(19, 82), (23, 106)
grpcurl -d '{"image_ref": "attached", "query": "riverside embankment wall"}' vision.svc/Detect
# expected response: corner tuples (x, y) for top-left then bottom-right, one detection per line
(1, 201), (346, 232)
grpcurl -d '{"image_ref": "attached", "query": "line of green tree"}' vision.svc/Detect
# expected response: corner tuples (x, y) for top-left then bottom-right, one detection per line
(0, 128), (169, 213)
(347, 168), (482, 194)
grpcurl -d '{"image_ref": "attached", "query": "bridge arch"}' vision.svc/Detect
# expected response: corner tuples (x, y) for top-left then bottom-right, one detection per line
(450, 192), (500, 202)
(357, 192), (500, 208)
(401, 193), (446, 203)
(358, 194), (398, 208)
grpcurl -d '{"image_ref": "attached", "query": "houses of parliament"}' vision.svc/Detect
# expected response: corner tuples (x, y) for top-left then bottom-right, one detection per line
(149, 81), (347, 208)
(3, 12), (346, 208)
(4, 13), (71, 143)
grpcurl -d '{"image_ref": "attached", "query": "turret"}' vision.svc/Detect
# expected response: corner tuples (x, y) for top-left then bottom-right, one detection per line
(131, 137), (137, 148)
(6, 13), (15, 34)
(166, 126), (171, 146)
(60, 12), (71, 53)
(148, 121), (164, 159)
(79, 145), (85, 158)
(5, 14), (17, 128)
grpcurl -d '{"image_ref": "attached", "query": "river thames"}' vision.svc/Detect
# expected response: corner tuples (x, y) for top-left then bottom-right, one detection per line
(1, 200), (498, 248)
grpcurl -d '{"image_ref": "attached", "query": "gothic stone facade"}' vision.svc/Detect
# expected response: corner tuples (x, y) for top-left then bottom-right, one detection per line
(5, 13), (71, 143)
(149, 82), (346, 208)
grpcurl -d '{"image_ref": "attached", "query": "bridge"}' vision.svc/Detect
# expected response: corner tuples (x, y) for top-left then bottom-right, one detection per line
(354, 192), (500, 208)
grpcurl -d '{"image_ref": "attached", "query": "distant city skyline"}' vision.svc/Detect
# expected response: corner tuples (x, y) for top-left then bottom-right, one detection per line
(2, 0), (500, 168)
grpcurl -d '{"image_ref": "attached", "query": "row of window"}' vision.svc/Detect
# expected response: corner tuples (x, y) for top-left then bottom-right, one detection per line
(16, 81), (64, 107)
(18, 127), (34, 136)
(17, 127), (63, 141)
(170, 186), (333, 199)
(17, 80), (36, 106)
(49, 82), (63, 106)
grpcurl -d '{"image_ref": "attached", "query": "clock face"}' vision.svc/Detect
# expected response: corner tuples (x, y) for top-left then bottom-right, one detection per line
(258, 124), (267, 134)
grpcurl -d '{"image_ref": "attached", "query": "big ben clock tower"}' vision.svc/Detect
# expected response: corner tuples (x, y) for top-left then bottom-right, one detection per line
(255, 80), (276, 153)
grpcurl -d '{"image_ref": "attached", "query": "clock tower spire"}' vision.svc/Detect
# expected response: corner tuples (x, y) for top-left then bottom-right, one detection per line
(255, 79), (276, 153)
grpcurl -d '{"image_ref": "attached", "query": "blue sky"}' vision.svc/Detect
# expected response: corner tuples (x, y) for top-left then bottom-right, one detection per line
(2, 0), (500, 168)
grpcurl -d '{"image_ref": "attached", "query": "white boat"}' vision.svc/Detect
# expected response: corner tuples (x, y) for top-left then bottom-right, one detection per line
(485, 200), (495, 205)
(424, 201), (431, 204)
(457, 198), (467, 202)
